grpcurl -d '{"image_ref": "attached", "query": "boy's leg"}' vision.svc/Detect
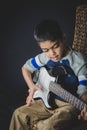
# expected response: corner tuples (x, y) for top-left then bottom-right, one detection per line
(9, 99), (53, 130)
(37, 100), (79, 130)
(9, 99), (79, 130)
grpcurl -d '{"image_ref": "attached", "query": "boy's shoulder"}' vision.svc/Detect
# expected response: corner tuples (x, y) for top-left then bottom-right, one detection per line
(36, 52), (49, 64)
(67, 49), (87, 64)
(37, 52), (49, 59)
(71, 49), (86, 60)
(63, 48), (87, 64)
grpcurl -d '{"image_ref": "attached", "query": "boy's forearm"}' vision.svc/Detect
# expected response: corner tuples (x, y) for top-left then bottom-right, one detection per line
(22, 67), (35, 89)
(78, 93), (87, 120)
(81, 93), (87, 104)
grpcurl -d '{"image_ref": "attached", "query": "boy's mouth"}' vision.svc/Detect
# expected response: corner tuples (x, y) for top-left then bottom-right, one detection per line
(51, 55), (59, 61)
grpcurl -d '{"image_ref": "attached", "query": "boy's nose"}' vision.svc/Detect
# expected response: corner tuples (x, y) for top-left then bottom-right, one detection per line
(49, 49), (56, 56)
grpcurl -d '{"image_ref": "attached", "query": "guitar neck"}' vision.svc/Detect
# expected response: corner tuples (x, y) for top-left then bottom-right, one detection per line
(49, 81), (87, 110)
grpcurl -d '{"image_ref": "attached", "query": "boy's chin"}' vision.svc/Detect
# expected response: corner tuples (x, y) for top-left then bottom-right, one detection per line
(51, 59), (59, 62)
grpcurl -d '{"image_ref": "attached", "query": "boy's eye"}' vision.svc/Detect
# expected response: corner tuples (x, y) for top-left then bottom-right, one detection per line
(41, 43), (60, 52)
(42, 49), (49, 52)
(52, 44), (60, 49)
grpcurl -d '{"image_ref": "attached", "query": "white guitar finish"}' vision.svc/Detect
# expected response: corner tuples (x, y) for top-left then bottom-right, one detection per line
(33, 67), (55, 108)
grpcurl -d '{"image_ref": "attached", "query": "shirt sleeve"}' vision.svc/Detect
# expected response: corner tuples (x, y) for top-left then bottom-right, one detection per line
(23, 53), (49, 73)
(75, 53), (87, 97)
(77, 63), (87, 97)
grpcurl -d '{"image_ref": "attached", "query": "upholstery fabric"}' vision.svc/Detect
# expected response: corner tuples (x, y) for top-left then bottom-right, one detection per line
(73, 5), (87, 58)
(72, 4), (87, 130)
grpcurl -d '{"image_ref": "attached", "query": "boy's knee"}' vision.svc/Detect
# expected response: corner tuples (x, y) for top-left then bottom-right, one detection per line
(12, 107), (29, 123)
(13, 108), (20, 117)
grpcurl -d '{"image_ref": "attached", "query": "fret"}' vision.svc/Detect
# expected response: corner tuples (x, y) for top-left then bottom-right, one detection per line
(68, 95), (75, 105)
(49, 81), (87, 110)
(73, 98), (80, 109)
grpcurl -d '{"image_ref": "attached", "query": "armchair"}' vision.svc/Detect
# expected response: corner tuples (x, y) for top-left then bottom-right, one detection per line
(71, 5), (87, 130)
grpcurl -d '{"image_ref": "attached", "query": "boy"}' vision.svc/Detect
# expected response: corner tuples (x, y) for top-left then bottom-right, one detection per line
(9, 19), (87, 130)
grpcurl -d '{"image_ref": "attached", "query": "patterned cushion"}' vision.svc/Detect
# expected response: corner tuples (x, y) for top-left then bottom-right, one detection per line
(72, 4), (87, 130)
(73, 5), (87, 58)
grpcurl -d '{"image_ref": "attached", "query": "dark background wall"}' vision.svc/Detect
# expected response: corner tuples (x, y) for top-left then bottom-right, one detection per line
(1, 0), (87, 129)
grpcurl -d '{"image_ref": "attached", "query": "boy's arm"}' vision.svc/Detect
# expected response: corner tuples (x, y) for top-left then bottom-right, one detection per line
(78, 93), (87, 120)
(81, 93), (87, 104)
(22, 66), (42, 106)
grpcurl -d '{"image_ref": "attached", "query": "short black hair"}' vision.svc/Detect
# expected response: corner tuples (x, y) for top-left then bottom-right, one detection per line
(34, 19), (63, 43)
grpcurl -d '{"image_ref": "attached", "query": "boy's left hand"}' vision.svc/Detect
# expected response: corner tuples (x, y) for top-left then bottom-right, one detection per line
(78, 107), (87, 120)
(78, 93), (87, 120)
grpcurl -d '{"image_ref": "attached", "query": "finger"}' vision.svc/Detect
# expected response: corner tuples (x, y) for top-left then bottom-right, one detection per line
(26, 98), (35, 106)
(26, 100), (31, 106)
(83, 107), (87, 112)
(36, 86), (43, 91)
(26, 98), (31, 106)
(32, 98), (35, 103)
(85, 112), (87, 120)
(78, 110), (84, 120)
(81, 109), (84, 117)
(78, 115), (81, 120)
(83, 107), (87, 120)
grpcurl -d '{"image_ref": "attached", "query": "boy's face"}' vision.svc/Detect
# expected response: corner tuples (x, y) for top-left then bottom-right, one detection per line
(39, 40), (64, 62)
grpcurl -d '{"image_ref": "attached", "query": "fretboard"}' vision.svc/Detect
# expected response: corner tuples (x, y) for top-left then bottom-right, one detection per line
(49, 81), (87, 110)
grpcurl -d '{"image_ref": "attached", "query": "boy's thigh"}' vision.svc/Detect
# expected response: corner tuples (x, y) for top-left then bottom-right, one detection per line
(55, 99), (79, 121)
(37, 101), (79, 130)
(14, 99), (53, 121)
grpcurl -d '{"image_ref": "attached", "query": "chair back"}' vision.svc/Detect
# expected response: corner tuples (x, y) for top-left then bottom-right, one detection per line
(73, 5), (87, 58)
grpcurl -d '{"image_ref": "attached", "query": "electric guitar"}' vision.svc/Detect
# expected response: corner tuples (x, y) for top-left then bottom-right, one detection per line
(33, 67), (87, 110)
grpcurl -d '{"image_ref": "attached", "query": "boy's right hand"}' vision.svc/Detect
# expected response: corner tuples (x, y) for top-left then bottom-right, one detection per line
(26, 84), (42, 106)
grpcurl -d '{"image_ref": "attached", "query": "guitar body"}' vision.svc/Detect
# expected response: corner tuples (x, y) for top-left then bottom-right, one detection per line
(33, 67), (55, 108)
